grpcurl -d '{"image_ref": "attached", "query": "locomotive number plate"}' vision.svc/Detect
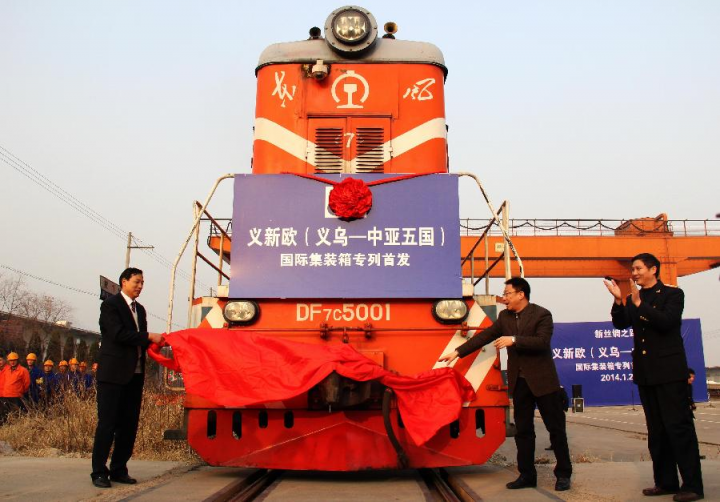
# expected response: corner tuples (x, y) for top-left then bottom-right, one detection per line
(296, 303), (391, 322)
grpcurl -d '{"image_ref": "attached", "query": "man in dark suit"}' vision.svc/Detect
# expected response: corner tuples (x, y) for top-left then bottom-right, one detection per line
(90, 268), (163, 488)
(439, 277), (571, 492)
(605, 253), (703, 502)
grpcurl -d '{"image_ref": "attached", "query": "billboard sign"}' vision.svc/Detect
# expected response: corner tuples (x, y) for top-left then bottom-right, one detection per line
(230, 174), (461, 298)
(99, 276), (120, 301)
(553, 319), (707, 406)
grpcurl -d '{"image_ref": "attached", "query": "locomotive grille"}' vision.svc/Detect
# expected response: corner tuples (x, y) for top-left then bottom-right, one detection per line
(352, 127), (386, 173)
(313, 127), (344, 174)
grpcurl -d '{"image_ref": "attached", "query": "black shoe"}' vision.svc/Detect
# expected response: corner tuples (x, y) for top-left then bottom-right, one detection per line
(110, 474), (137, 484)
(92, 475), (111, 488)
(555, 477), (571, 491)
(643, 486), (679, 496)
(506, 476), (537, 489)
(673, 492), (703, 502)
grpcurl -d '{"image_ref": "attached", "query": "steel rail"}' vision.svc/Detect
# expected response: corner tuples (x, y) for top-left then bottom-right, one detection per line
(419, 468), (480, 502)
(203, 469), (282, 502)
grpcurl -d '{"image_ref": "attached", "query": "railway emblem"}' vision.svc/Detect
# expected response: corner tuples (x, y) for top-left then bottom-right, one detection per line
(331, 70), (369, 109)
(403, 78), (435, 101)
(272, 71), (297, 108)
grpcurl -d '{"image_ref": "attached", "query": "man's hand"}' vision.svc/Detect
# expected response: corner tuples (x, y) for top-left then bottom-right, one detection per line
(438, 350), (459, 365)
(630, 279), (641, 307)
(494, 336), (515, 349)
(148, 332), (164, 344)
(603, 279), (623, 304)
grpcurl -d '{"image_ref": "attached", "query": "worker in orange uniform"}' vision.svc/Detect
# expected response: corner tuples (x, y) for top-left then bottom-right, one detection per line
(0, 355), (7, 419)
(0, 352), (30, 420)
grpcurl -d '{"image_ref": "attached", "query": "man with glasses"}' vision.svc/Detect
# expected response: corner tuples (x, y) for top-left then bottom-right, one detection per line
(439, 277), (571, 492)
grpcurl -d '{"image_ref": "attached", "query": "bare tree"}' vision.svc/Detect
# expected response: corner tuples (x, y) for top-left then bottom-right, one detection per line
(0, 272), (73, 356)
(0, 273), (29, 315)
(19, 292), (73, 324)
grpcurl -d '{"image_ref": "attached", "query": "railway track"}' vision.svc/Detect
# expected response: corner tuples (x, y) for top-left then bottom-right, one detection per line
(203, 469), (281, 502)
(203, 468), (481, 502)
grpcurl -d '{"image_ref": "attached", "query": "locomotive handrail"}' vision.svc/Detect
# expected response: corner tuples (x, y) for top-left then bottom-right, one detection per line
(460, 217), (720, 237)
(167, 174), (235, 333)
(456, 172), (525, 279)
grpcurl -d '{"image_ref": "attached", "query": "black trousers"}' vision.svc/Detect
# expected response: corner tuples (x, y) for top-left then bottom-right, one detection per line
(513, 377), (572, 479)
(91, 374), (144, 478)
(638, 381), (703, 495)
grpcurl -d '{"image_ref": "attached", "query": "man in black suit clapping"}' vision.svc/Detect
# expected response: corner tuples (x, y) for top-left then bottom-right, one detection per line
(605, 253), (703, 502)
(90, 268), (164, 488)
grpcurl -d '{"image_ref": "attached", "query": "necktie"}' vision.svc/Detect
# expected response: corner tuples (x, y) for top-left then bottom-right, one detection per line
(131, 301), (136, 313)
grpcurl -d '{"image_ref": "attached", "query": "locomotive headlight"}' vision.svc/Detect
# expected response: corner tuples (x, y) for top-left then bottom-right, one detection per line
(223, 301), (259, 325)
(433, 300), (469, 323)
(324, 6), (378, 54)
(332, 10), (370, 44)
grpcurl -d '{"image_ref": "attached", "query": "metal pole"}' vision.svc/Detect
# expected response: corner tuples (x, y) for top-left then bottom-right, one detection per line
(484, 236), (490, 295)
(503, 202), (511, 279)
(125, 231), (153, 269)
(218, 232), (225, 287)
(470, 248), (475, 286)
(125, 232), (132, 268)
(187, 203), (201, 329)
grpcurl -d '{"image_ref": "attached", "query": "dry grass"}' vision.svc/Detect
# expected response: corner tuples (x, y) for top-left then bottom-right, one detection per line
(0, 385), (198, 462)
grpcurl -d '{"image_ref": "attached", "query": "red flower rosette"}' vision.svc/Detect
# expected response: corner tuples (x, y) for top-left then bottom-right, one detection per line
(328, 177), (373, 220)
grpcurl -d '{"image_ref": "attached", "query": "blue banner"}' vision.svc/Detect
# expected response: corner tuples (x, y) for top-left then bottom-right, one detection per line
(229, 174), (461, 299)
(553, 319), (707, 406)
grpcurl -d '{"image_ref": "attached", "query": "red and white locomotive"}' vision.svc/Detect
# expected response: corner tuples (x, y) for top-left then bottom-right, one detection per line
(164, 5), (516, 471)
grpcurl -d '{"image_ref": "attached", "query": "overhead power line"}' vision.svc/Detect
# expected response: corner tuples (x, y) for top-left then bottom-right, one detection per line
(0, 264), (182, 329)
(1, 264), (95, 296)
(0, 145), (209, 289)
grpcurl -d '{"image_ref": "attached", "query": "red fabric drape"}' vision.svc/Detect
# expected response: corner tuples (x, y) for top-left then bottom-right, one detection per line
(149, 330), (475, 446)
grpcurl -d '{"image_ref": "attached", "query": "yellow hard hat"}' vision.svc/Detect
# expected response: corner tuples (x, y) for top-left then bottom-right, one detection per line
(69, 358), (79, 365)
(7, 352), (19, 361)
(59, 360), (68, 367)
(44, 360), (54, 366)
(27, 353), (37, 361)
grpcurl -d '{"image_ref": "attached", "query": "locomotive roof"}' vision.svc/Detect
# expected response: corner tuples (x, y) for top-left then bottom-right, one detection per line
(256, 38), (447, 77)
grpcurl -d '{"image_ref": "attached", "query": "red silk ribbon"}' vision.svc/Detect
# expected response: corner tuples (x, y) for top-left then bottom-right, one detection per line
(147, 330), (475, 446)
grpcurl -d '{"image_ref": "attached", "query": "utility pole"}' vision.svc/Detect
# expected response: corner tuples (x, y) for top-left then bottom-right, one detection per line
(125, 232), (154, 268)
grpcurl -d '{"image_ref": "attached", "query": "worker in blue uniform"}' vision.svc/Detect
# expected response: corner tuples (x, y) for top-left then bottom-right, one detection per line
(25, 353), (44, 404)
(40, 360), (59, 404)
(80, 361), (94, 392)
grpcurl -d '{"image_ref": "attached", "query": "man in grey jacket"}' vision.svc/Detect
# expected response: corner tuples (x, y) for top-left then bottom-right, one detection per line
(439, 277), (571, 492)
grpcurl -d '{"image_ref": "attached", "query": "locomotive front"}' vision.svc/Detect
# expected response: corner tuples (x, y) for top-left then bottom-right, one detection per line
(174, 6), (510, 471)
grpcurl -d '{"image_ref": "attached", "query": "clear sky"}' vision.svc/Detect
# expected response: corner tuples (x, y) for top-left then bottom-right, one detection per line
(1, 2), (718, 362)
